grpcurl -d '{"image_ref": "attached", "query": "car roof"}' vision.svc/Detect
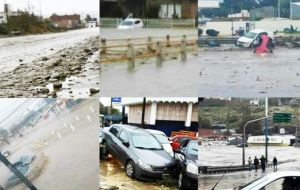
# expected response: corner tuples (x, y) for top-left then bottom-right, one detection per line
(243, 171), (300, 189)
(146, 129), (166, 135)
(112, 124), (147, 134)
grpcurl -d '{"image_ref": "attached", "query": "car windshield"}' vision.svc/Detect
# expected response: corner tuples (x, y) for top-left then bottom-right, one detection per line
(153, 134), (169, 144)
(244, 32), (257, 39)
(120, 21), (133, 26)
(132, 134), (163, 150)
(187, 141), (198, 155)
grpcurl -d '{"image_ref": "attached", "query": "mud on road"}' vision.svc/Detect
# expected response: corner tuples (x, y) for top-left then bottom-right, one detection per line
(0, 36), (100, 98)
(99, 156), (178, 190)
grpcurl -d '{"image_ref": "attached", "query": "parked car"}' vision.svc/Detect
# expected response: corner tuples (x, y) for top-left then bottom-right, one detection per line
(18, 155), (35, 165)
(118, 18), (143, 30)
(5, 161), (30, 188)
(146, 129), (174, 157)
(170, 135), (197, 151)
(101, 124), (177, 181)
(223, 171), (300, 190)
(236, 29), (274, 48)
(177, 140), (198, 190)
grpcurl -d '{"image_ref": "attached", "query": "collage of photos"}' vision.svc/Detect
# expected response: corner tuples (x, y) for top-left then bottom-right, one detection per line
(0, 0), (300, 189)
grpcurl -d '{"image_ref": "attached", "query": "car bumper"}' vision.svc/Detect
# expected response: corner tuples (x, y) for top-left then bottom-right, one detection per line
(135, 164), (175, 181)
(183, 171), (198, 190)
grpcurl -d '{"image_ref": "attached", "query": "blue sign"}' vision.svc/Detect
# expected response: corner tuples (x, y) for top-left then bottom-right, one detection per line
(112, 97), (121, 103)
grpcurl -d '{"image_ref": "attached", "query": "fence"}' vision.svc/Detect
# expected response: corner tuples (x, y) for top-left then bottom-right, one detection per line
(100, 18), (196, 28)
(100, 34), (198, 69)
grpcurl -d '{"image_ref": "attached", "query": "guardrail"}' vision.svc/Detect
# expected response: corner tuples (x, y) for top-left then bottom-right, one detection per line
(100, 18), (196, 28)
(100, 34), (198, 69)
(199, 164), (273, 174)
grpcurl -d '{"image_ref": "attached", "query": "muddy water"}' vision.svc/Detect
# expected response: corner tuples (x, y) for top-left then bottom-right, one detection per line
(100, 156), (177, 190)
(198, 47), (300, 97)
(198, 145), (300, 189)
(47, 51), (100, 98)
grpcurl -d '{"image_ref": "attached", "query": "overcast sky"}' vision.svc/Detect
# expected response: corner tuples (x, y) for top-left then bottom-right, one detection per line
(1, 0), (99, 18)
(0, 99), (42, 129)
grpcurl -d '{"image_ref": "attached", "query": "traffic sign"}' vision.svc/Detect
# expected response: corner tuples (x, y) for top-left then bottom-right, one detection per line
(273, 113), (292, 123)
(111, 97), (121, 105)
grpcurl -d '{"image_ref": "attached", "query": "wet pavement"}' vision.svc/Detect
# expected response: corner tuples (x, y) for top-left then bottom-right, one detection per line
(99, 155), (177, 190)
(0, 28), (100, 98)
(100, 28), (198, 97)
(198, 145), (300, 189)
(198, 47), (300, 97)
(0, 99), (99, 190)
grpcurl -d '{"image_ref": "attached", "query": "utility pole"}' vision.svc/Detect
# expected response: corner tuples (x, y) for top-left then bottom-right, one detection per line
(141, 97), (146, 128)
(290, 0), (293, 20)
(278, 0), (281, 19)
(265, 97), (269, 163)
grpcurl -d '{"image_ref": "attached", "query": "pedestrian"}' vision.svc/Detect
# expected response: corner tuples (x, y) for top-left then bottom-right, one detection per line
(248, 156), (252, 171)
(254, 156), (259, 172)
(273, 156), (278, 172)
(260, 155), (266, 172)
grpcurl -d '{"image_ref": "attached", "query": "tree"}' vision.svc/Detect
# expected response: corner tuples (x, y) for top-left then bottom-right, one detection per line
(0, 128), (10, 144)
(85, 14), (92, 23)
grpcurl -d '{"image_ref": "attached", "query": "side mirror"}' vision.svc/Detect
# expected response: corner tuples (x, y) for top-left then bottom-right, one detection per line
(122, 141), (130, 147)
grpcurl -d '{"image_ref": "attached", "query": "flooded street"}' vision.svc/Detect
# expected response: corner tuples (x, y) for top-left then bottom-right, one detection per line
(198, 47), (300, 97)
(100, 156), (177, 190)
(0, 99), (99, 190)
(0, 28), (100, 98)
(100, 28), (198, 96)
(198, 145), (300, 189)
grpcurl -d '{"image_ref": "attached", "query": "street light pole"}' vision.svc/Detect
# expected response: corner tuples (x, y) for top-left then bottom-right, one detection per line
(290, 0), (293, 20)
(265, 97), (269, 163)
(242, 116), (269, 165)
(278, 0), (281, 19)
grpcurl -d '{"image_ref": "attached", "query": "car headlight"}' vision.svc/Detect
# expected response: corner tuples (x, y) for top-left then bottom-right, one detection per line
(186, 163), (198, 175)
(138, 159), (153, 172)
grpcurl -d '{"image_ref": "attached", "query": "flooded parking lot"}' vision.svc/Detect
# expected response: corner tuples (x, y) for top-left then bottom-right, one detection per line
(198, 145), (300, 189)
(198, 47), (300, 97)
(100, 156), (177, 190)
(0, 99), (99, 190)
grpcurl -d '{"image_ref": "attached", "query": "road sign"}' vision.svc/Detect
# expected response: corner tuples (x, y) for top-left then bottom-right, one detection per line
(273, 113), (292, 123)
(111, 97), (121, 105)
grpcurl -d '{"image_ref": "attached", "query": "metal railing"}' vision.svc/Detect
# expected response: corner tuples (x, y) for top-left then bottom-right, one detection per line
(100, 18), (196, 28)
(100, 34), (198, 69)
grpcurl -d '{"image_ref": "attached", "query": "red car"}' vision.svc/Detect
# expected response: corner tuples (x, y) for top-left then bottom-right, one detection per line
(169, 135), (197, 151)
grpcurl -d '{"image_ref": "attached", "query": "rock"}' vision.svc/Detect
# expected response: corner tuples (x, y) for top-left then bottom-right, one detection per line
(44, 75), (51, 80)
(50, 72), (61, 79)
(39, 87), (49, 94)
(19, 59), (23, 62)
(41, 56), (48, 61)
(53, 82), (62, 89)
(90, 88), (99, 94)
(48, 78), (58, 82)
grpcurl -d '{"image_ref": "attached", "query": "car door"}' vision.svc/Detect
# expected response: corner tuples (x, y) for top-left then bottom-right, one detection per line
(107, 126), (121, 157)
(116, 129), (130, 165)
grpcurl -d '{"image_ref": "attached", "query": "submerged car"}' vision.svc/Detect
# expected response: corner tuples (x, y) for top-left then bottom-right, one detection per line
(101, 124), (177, 181)
(177, 140), (198, 190)
(223, 171), (300, 190)
(5, 161), (30, 188)
(146, 129), (174, 157)
(118, 18), (143, 30)
(236, 29), (274, 48)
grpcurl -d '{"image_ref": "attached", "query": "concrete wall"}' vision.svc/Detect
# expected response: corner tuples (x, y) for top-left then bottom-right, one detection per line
(200, 20), (300, 36)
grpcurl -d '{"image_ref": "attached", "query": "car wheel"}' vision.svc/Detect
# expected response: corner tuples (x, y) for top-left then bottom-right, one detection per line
(178, 172), (186, 190)
(100, 141), (108, 159)
(125, 160), (135, 178)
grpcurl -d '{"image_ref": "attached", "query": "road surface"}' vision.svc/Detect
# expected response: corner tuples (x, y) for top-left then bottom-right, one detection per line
(198, 47), (300, 97)
(198, 145), (300, 189)
(0, 28), (100, 98)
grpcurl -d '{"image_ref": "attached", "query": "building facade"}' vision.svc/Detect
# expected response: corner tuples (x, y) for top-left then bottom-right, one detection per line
(50, 14), (81, 29)
(100, 0), (197, 19)
(125, 99), (198, 136)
